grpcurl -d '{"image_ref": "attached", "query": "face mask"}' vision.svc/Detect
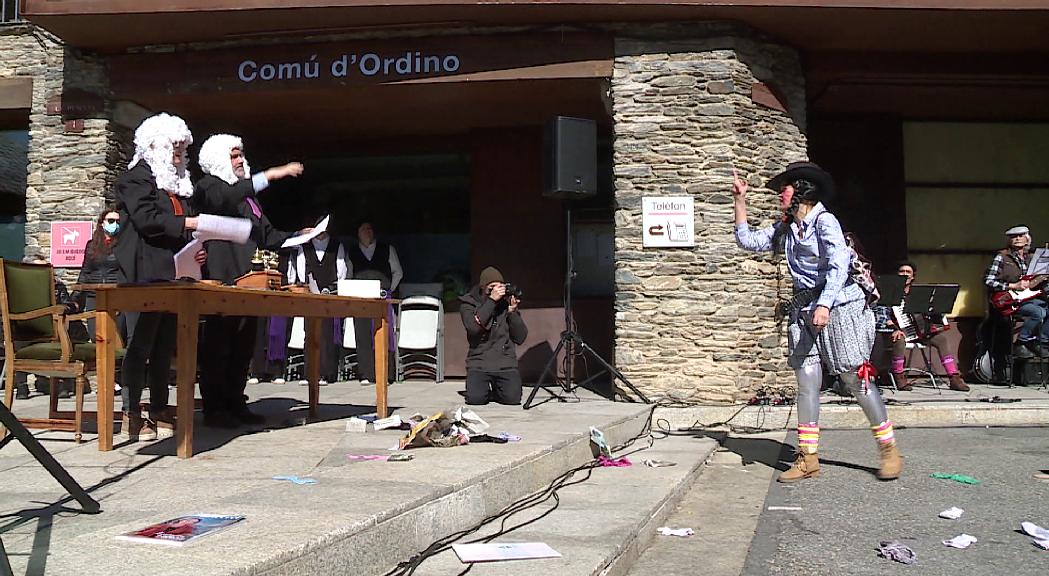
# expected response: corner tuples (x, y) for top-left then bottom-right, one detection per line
(102, 222), (120, 235)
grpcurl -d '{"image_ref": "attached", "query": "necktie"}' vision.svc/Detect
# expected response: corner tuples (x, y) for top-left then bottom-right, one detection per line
(245, 196), (262, 218)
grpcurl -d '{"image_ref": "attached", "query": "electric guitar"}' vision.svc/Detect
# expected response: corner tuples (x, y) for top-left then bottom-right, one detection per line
(990, 274), (1049, 316)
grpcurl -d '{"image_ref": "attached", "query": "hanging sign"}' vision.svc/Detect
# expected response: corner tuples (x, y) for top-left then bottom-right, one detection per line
(642, 197), (694, 248)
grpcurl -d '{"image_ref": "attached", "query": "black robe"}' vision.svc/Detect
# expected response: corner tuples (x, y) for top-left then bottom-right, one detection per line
(113, 163), (194, 283)
(191, 174), (292, 284)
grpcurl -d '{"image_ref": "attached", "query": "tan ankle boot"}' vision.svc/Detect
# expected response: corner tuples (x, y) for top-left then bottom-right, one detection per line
(949, 374), (970, 392)
(877, 443), (902, 480)
(778, 452), (820, 483)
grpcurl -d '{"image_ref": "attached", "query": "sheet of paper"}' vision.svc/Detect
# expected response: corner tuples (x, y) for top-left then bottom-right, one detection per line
(281, 215), (329, 248)
(1027, 248), (1049, 275)
(452, 542), (562, 563)
(174, 238), (203, 280)
(194, 214), (251, 244)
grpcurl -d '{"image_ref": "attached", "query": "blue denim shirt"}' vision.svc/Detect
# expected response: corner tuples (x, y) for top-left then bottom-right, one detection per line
(735, 202), (863, 310)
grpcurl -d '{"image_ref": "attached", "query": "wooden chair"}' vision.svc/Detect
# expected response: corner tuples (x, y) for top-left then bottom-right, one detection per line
(0, 259), (122, 442)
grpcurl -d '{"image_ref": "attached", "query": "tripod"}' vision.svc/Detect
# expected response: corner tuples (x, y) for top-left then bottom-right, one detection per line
(523, 205), (650, 409)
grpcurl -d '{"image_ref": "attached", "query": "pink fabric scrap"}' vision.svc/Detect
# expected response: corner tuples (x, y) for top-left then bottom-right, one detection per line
(597, 456), (632, 467)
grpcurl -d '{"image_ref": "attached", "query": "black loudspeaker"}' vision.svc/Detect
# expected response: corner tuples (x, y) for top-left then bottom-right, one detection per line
(544, 116), (597, 200)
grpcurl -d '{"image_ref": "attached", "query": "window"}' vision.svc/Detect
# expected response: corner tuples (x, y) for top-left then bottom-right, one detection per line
(0, 129), (28, 261)
(904, 122), (1049, 317)
(1, 0), (21, 23)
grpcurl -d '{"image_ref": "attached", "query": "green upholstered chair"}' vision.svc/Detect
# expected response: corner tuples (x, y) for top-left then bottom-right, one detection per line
(0, 259), (122, 442)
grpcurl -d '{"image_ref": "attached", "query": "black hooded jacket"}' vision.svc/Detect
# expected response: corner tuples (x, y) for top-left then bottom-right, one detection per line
(458, 285), (528, 372)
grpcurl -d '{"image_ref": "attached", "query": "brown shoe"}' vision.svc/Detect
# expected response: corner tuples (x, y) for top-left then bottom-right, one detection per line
(876, 442), (902, 481)
(778, 452), (820, 483)
(138, 418), (158, 442)
(949, 374), (970, 392)
(118, 411), (149, 442)
(893, 372), (912, 391)
(149, 407), (177, 439)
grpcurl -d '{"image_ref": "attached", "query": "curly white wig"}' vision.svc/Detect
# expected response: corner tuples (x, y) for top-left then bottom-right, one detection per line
(198, 134), (251, 186)
(128, 113), (194, 198)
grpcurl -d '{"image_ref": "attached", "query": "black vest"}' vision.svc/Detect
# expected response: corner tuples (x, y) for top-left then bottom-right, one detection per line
(349, 242), (393, 282)
(302, 241), (340, 292)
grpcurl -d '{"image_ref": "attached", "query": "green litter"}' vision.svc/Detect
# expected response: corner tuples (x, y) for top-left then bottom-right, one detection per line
(930, 473), (981, 485)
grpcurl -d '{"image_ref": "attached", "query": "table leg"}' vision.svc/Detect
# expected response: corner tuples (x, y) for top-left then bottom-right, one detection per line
(375, 311), (388, 419)
(95, 304), (116, 451)
(175, 304), (199, 459)
(305, 317), (322, 418)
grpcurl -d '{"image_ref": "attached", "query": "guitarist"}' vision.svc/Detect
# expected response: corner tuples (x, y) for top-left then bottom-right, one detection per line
(877, 261), (968, 391)
(983, 225), (1049, 359)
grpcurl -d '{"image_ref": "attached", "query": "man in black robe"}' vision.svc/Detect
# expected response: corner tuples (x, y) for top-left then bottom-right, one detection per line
(192, 133), (303, 427)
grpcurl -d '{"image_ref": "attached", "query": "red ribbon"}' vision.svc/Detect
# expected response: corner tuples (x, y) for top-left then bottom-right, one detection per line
(857, 361), (877, 383)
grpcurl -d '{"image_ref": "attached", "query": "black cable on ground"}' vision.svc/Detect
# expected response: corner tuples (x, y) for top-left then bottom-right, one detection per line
(383, 406), (658, 576)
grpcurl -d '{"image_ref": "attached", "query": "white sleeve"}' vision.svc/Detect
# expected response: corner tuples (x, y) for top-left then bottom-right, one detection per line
(389, 245), (403, 291)
(336, 244), (348, 280)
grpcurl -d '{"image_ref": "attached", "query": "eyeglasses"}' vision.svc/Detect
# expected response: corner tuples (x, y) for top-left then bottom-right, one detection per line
(103, 218), (119, 224)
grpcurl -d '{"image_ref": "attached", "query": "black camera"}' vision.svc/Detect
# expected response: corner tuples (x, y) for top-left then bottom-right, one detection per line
(504, 282), (523, 299)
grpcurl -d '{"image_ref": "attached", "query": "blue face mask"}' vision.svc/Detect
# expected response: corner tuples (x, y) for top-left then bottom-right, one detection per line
(102, 221), (120, 235)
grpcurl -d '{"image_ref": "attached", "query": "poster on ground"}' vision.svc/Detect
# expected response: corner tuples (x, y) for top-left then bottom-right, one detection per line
(116, 514), (245, 547)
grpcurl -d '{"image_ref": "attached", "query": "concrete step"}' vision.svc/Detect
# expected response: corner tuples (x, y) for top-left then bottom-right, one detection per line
(403, 431), (719, 576)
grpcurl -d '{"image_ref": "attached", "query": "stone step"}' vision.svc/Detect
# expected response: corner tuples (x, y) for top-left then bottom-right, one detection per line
(402, 432), (719, 576)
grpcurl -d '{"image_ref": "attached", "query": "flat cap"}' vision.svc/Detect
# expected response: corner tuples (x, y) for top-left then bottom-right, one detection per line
(1005, 225), (1030, 236)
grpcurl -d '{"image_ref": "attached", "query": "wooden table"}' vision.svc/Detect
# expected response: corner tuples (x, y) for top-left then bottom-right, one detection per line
(92, 282), (392, 458)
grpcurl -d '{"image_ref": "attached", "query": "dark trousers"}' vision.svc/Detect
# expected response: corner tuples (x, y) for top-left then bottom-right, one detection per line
(120, 312), (175, 414)
(353, 317), (393, 382)
(200, 315), (257, 415)
(250, 317), (287, 381)
(316, 319), (341, 382)
(465, 369), (523, 405)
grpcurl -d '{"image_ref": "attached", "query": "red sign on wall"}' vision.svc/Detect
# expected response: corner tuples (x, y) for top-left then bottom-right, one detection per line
(50, 221), (93, 267)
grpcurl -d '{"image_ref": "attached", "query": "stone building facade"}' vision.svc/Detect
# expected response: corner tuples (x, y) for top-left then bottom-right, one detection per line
(3, 20), (810, 403)
(1, 23), (124, 283)
(610, 24), (807, 403)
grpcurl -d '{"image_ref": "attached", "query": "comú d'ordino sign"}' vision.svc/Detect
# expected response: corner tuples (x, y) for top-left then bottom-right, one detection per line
(237, 51), (461, 83)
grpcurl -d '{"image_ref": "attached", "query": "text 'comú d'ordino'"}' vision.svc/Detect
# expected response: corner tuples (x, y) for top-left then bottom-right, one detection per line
(237, 52), (463, 82)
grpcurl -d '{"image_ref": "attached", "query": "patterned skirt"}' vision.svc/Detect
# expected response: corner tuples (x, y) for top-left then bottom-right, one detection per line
(787, 297), (875, 375)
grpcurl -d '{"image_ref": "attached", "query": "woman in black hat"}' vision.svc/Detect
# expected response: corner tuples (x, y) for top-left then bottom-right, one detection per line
(732, 162), (902, 482)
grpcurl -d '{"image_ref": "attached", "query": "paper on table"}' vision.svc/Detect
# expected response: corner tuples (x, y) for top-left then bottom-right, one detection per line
(174, 238), (203, 280)
(281, 215), (329, 248)
(1027, 248), (1049, 276)
(452, 542), (562, 563)
(194, 214), (251, 244)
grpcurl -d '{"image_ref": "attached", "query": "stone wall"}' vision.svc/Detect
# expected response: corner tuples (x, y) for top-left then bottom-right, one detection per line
(0, 24), (122, 283)
(611, 22), (808, 403)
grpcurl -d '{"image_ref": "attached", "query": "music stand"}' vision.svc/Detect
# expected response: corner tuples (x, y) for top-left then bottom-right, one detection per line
(875, 274), (906, 307)
(900, 284), (960, 392)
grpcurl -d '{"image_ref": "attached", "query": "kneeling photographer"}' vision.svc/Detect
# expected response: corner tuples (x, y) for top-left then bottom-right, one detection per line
(458, 266), (528, 405)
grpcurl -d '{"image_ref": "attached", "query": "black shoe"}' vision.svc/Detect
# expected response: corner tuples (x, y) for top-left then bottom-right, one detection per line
(202, 410), (238, 429)
(15, 383), (30, 400)
(232, 407), (265, 426)
(1038, 343), (1049, 358)
(1014, 342), (1036, 359)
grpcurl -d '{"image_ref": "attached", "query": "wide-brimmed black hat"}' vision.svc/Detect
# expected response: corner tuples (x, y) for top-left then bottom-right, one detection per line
(765, 161), (836, 201)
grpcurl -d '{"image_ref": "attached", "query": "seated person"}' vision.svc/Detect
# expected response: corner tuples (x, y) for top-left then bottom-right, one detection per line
(874, 260), (968, 392)
(984, 225), (1049, 359)
(458, 266), (527, 405)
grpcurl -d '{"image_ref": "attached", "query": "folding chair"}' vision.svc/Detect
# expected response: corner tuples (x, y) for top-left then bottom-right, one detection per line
(395, 295), (444, 382)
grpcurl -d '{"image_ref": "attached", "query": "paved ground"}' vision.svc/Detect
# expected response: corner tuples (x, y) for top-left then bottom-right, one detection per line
(744, 427), (1049, 576)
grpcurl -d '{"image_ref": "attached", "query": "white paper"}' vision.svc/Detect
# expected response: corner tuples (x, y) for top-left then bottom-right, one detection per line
(452, 542), (561, 563)
(373, 415), (403, 431)
(657, 527), (694, 537)
(939, 507), (964, 520)
(194, 214), (251, 244)
(942, 534), (977, 549)
(1027, 248), (1049, 276)
(174, 238), (203, 280)
(1033, 538), (1049, 550)
(1021, 521), (1049, 540)
(281, 215), (329, 248)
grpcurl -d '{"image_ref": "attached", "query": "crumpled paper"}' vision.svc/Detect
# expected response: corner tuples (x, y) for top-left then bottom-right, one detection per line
(877, 540), (917, 564)
(939, 507), (964, 520)
(1020, 521), (1049, 550)
(272, 475), (317, 485)
(943, 534), (977, 549)
(930, 473), (981, 485)
(657, 527), (694, 537)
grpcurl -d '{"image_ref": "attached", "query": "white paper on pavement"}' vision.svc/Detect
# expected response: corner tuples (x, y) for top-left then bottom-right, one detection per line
(939, 507), (964, 520)
(281, 215), (329, 248)
(174, 238), (203, 280)
(194, 214), (252, 244)
(1027, 248), (1049, 276)
(452, 542), (561, 563)
(942, 534), (977, 549)
(1021, 521), (1049, 540)
(657, 527), (694, 537)
(1033, 539), (1049, 550)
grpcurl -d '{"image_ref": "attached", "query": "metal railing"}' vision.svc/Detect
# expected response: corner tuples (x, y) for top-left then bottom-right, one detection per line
(1, 0), (21, 23)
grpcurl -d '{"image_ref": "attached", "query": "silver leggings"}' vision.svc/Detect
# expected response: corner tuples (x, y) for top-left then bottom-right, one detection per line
(795, 363), (888, 425)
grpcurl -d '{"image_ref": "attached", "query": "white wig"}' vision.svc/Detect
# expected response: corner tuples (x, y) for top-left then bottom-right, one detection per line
(198, 134), (250, 186)
(128, 113), (194, 198)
